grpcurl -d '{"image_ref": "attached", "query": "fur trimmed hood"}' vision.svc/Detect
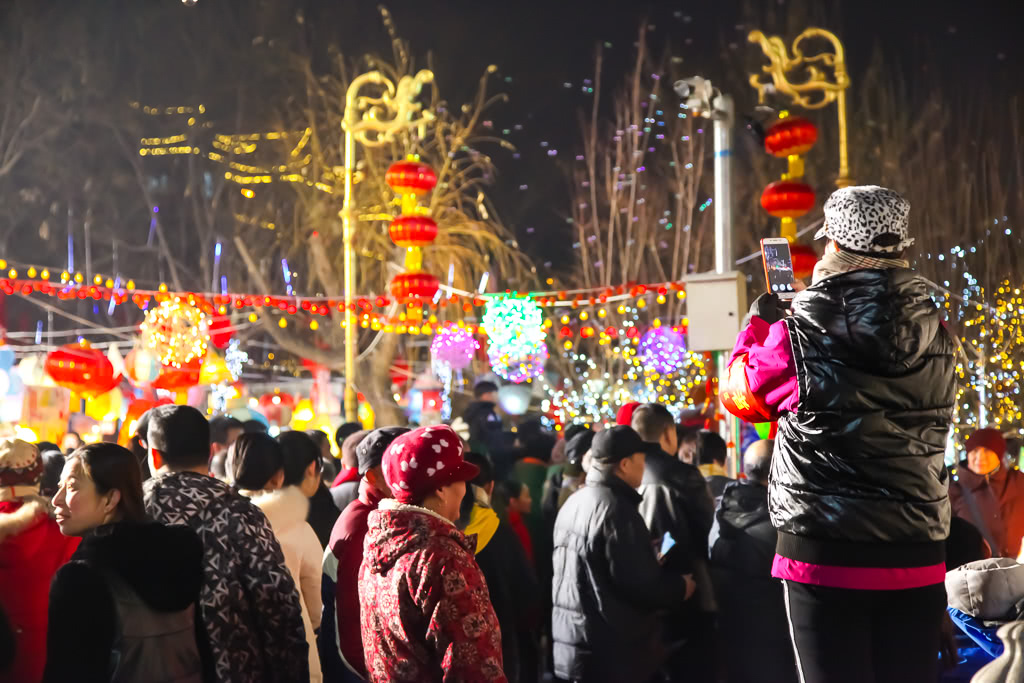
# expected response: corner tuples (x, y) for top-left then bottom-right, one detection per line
(0, 490), (55, 542)
(243, 485), (311, 535)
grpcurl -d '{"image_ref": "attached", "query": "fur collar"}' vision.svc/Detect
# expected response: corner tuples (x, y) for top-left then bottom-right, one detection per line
(378, 497), (454, 527)
(0, 493), (54, 541)
(242, 485), (310, 533)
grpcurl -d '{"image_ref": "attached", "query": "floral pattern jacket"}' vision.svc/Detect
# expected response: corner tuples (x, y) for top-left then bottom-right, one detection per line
(358, 499), (506, 682)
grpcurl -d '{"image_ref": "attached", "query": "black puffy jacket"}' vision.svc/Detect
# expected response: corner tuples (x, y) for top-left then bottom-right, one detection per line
(772, 268), (956, 569)
(551, 466), (686, 683)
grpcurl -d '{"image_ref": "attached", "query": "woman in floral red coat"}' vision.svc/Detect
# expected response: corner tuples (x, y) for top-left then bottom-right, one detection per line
(358, 425), (506, 682)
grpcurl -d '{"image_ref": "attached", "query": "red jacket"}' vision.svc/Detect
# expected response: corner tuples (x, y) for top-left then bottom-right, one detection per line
(321, 480), (383, 678)
(0, 493), (79, 683)
(359, 500), (506, 683)
(507, 508), (534, 565)
(949, 464), (1024, 558)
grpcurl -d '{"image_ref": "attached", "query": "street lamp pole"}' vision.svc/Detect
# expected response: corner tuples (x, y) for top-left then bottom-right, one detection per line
(748, 28), (853, 188)
(341, 69), (434, 422)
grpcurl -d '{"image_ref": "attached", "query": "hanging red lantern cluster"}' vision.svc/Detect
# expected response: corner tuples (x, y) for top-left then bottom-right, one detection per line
(45, 341), (121, 398)
(385, 156), (440, 307)
(152, 359), (202, 393)
(764, 116), (818, 158)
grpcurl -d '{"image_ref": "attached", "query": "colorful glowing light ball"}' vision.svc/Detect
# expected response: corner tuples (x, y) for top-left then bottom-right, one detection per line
(488, 342), (548, 384)
(639, 326), (687, 375)
(481, 295), (546, 352)
(430, 327), (479, 371)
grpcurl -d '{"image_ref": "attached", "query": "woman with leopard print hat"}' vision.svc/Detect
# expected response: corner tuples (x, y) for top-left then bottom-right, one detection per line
(723, 185), (956, 682)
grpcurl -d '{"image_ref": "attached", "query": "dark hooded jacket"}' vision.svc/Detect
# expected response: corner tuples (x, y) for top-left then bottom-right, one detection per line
(709, 481), (796, 683)
(43, 521), (213, 683)
(464, 400), (503, 451)
(772, 269), (956, 570)
(552, 465), (687, 683)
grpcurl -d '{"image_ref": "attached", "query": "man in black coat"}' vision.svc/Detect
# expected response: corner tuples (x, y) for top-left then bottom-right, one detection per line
(709, 439), (797, 683)
(552, 426), (693, 683)
(632, 403), (716, 680)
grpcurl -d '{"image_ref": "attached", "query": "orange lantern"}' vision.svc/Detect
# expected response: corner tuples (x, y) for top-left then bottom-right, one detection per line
(760, 181), (816, 219)
(764, 116), (818, 158)
(45, 341), (120, 398)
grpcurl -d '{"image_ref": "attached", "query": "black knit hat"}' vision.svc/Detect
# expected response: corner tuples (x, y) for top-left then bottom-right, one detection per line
(356, 427), (410, 476)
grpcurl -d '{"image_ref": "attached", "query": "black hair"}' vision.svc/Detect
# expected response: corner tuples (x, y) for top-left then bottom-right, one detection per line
(474, 381), (498, 398)
(40, 450), (65, 498)
(147, 405), (210, 469)
(334, 422), (363, 450)
(210, 416), (244, 446)
(228, 432), (285, 490)
(503, 479), (527, 499)
(676, 423), (700, 446)
(523, 430), (556, 464)
(69, 443), (147, 523)
(697, 430), (727, 466)
(458, 452), (495, 527)
(241, 419), (268, 434)
(562, 424), (588, 444)
(631, 403), (675, 444)
(277, 430), (321, 487)
(306, 429), (331, 451)
(36, 441), (60, 454)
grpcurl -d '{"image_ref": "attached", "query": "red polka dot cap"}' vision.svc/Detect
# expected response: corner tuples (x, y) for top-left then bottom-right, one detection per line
(381, 425), (480, 504)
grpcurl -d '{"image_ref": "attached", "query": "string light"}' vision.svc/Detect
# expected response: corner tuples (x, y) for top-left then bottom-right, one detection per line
(139, 298), (209, 367)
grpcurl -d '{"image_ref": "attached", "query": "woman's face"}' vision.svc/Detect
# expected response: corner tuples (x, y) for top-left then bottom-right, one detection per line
(52, 457), (120, 536)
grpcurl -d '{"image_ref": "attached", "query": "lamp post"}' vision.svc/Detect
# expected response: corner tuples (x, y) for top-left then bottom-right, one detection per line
(748, 28), (853, 188)
(341, 69), (434, 422)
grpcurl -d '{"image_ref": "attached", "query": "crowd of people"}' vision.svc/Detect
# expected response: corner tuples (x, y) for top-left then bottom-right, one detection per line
(0, 184), (1023, 682)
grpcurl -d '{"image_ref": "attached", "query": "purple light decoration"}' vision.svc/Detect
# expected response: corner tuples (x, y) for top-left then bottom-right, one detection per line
(639, 326), (687, 375)
(431, 327), (479, 371)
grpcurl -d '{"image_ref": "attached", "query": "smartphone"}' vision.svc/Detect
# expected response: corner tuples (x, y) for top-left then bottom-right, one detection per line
(760, 237), (797, 300)
(660, 532), (677, 556)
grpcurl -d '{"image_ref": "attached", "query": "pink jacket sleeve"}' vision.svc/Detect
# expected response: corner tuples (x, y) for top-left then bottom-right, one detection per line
(729, 316), (800, 415)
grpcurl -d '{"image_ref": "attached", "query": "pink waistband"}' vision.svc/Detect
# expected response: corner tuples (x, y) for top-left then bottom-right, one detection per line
(772, 555), (946, 591)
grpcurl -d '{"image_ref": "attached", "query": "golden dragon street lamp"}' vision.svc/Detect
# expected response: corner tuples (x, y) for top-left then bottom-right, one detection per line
(748, 28), (854, 188)
(341, 68), (434, 422)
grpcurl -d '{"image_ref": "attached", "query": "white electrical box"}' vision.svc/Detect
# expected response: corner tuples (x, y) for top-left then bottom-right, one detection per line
(685, 271), (747, 352)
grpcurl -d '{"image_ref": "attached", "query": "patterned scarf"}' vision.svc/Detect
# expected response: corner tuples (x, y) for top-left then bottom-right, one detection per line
(812, 248), (910, 284)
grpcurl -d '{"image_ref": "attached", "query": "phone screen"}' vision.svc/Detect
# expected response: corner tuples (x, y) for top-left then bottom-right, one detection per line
(762, 242), (797, 297)
(660, 532), (677, 556)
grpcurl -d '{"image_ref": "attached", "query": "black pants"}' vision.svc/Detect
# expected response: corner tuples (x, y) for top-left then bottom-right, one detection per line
(783, 581), (946, 683)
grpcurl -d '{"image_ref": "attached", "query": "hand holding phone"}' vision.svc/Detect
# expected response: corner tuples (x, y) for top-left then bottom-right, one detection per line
(760, 238), (798, 301)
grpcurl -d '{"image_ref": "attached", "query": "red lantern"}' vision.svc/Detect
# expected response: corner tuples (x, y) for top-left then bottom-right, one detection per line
(761, 181), (816, 219)
(208, 316), (233, 350)
(389, 272), (440, 303)
(385, 160), (437, 196)
(259, 392), (296, 410)
(390, 359), (411, 387)
(389, 215), (439, 247)
(152, 359), (202, 393)
(790, 244), (818, 280)
(764, 116), (818, 158)
(45, 342), (120, 398)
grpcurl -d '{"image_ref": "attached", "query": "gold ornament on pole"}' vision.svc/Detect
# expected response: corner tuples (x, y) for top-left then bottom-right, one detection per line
(341, 68), (434, 421)
(748, 28), (853, 188)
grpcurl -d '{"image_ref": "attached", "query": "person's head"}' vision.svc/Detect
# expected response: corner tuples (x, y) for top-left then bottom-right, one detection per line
(341, 430), (370, 470)
(676, 424), (700, 464)
(505, 480), (532, 514)
(631, 403), (677, 455)
(615, 402), (640, 426)
(52, 443), (146, 536)
(40, 450), (66, 498)
(147, 405), (210, 475)
(209, 416), (244, 460)
(356, 427), (409, 498)
(306, 429), (333, 461)
(523, 430), (556, 464)
(381, 425), (480, 522)
(334, 422), (363, 458)
(61, 431), (82, 453)
(965, 428), (1006, 476)
(563, 424), (588, 444)
(697, 430), (727, 467)
(458, 452), (495, 527)
(565, 429), (595, 478)
(589, 425), (655, 489)
(473, 381), (498, 404)
(743, 439), (774, 485)
(277, 430), (322, 497)
(241, 419), (268, 434)
(227, 432), (285, 492)
(0, 439), (43, 492)
(817, 185), (912, 256)
(36, 441), (60, 456)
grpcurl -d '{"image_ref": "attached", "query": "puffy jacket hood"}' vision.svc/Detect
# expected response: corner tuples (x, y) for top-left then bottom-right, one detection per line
(363, 501), (474, 575)
(796, 269), (942, 372)
(75, 521), (203, 613)
(716, 481), (770, 539)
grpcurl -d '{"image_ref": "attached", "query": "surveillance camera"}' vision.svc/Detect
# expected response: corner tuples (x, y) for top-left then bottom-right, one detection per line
(673, 80), (692, 99)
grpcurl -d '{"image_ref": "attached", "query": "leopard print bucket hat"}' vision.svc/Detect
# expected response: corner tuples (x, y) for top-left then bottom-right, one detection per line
(815, 185), (913, 254)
